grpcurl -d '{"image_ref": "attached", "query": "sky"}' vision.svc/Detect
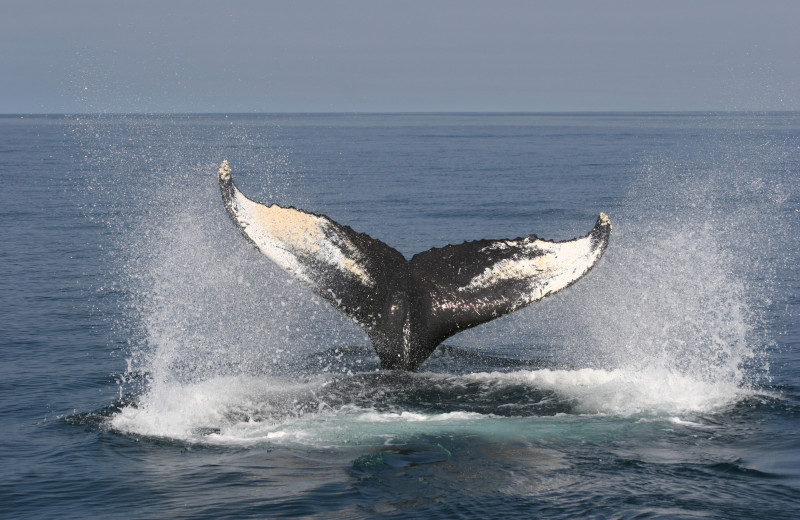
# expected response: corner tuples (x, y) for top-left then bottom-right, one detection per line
(1, 0), (799, 113)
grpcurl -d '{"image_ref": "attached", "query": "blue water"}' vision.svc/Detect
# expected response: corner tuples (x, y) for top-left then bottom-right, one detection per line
(1, 113), (799, 518)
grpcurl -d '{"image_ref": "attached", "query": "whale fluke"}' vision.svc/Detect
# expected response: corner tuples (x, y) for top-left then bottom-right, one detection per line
(218, 160), (611, 370)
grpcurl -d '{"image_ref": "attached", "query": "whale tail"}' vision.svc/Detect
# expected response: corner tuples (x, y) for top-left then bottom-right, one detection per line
(218, 161), (611, 370)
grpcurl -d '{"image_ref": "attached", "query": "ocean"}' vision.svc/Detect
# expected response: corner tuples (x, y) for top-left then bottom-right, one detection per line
(1, 113), (798, 518)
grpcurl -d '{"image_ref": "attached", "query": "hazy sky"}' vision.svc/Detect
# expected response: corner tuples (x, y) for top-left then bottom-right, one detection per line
(2, 0), (798, 113)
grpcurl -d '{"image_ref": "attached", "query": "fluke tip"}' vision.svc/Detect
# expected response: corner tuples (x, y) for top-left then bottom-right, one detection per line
(218, 160), (231, 181)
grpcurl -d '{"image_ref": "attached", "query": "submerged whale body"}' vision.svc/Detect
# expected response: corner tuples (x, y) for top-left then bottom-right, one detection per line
(218, 160), (611, 370)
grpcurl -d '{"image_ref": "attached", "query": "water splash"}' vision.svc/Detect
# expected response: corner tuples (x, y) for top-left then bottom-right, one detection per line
(73, 115), (795, 444)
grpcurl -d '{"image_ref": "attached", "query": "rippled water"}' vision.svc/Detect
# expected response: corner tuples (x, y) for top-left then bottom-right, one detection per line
(2, 113), (799, 518)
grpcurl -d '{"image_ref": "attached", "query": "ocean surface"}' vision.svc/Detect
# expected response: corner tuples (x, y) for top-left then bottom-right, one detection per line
(1, 113), (799, 519)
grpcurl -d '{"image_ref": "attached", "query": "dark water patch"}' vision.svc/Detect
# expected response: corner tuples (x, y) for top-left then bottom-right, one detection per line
(707, 460), (783, 479)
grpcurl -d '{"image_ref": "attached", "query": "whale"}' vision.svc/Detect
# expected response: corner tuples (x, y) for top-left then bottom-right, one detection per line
(217, 160), (611, 370)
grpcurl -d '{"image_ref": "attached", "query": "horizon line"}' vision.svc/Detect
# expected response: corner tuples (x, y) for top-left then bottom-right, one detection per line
(2, 110), (799, 117)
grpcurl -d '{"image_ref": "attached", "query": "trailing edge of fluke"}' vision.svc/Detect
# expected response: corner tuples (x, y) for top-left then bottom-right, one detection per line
(217, 160), (611, 370)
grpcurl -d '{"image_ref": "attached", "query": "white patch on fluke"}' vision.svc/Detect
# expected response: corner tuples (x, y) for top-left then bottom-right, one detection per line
(462, 234), (602, 305)
(228, 182), (374, 287)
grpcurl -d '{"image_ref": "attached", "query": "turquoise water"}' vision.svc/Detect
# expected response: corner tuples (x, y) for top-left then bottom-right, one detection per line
(1, 113), (799, 518)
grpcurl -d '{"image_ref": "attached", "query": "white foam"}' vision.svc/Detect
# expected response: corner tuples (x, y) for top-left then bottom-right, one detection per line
(109, 365), (752, 447)
(461, 366), (749, 416)
(110, 375), (324, 441)
(110, 376), (493, 447)
(353, 410), (487, 423)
